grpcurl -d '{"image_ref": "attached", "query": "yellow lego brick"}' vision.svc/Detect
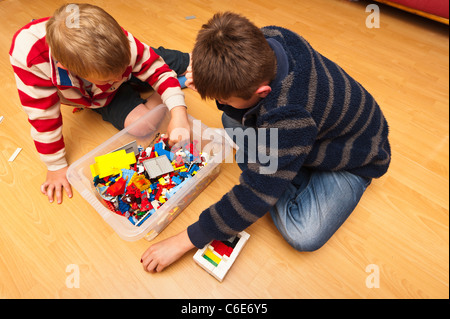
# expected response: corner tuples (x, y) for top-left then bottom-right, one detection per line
(204, 248), (221, 265)
(90, 150), (136, 178)
(129, 174), (150, 191)
(169, 207), (179, 215)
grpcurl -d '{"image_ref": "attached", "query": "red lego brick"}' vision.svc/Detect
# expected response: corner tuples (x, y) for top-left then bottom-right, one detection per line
(155, 186), (163, 199)
(211, 240), (233, 257)
(106, 177), (127, 196)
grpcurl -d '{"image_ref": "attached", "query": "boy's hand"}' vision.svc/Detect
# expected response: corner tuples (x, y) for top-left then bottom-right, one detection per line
(167, 105), (190, 146)
(141, 229), (195, 273)
(184, 66), (197, 92)
(41, 167), (73, 204)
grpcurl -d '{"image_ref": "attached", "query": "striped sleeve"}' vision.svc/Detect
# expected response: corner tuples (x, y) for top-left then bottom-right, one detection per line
(188, 108), (318, 248)
(128, 33), (185, 110)
(10, 22), (67, 171)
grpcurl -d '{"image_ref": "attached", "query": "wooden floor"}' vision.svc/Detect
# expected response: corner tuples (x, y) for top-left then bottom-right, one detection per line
(0, 0), (448, 299)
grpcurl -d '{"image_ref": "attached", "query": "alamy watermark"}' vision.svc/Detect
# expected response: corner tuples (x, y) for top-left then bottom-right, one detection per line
(65, 264), (80, 288)
(224, 126), (279, 175)
(365, 264), (380, 288)
(171, 120), (279, 175)
(65, 3), (80, 28)
(366, 4), (380, 28)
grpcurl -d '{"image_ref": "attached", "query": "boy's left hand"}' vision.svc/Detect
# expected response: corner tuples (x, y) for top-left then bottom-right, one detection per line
(184, 66), (197, 92)
(167, 106), (190, 146)
(141, 229), (195, 273)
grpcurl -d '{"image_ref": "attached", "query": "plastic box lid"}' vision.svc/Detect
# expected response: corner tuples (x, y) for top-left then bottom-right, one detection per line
(67, 104), (233, 241)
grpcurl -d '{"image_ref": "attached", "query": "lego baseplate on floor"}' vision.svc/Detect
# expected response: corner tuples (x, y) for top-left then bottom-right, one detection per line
(193, 231), (250, 282)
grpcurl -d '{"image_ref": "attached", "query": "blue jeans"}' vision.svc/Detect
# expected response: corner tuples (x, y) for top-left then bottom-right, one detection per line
(222, 113), (372, 252)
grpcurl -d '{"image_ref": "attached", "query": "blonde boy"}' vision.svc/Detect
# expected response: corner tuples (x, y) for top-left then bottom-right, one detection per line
(10, 3), (190, 204)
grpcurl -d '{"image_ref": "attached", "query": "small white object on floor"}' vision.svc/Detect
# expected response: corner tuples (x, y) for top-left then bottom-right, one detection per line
(8, 147), (22, 162)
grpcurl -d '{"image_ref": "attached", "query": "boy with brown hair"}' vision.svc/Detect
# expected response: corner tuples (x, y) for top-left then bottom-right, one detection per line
(10, 3), (190, 205)
(141, 12), (390, 273)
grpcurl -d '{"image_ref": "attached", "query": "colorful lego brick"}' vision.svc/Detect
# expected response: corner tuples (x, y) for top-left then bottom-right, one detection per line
(193, 231), (250, 282)
(153, 141), (174, 161)
(210, 240), (233, 257)
(136, 210), (154, 226)
(140, 196), (152, 211)
(90, 149), (136, 178)
(106, 177), (127, 196)
(189, 164), (199, 175)
(204, 248), (222, 265)
(143, 155), (174, 179)
(151, 200), (160, 209)
(171, 176), (183, 185)
(120, 168), (136, 184)
(118, 199), (130, 214)
(111, 140), (139, 156)
(223, 235), (240, 249)
(203, 253), (218, 267)
(179, 171), (189, 178)
(129, 174), (151, 191)
(104, 200), (117, 213)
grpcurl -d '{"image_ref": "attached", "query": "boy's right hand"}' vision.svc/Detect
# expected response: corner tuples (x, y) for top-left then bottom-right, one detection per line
(41, 167), (73, 204)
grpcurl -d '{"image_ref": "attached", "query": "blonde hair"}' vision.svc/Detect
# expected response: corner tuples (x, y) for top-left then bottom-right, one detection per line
(46, 3), (131, 79)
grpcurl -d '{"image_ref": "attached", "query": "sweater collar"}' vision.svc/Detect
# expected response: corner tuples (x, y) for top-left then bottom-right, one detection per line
(215, 38), (290, 126)
(241, 38), (290, 126)
(266, 38), (289, 89)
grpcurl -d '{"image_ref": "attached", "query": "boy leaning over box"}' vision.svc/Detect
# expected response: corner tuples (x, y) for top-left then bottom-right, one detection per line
(141, 12), (391, 273)
(9, 3), (190, 205)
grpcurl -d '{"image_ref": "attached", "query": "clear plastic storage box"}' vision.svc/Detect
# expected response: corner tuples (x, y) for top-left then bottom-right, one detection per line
(67, 104), (232, 241)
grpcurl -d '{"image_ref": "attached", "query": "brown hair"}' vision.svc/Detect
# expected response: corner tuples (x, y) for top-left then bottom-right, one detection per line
(46, 3), (130, 79)
(192, 12), (276, 101)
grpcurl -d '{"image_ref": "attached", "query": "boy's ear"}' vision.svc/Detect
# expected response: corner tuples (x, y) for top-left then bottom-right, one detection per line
(255, 85), (271, 98)
(56, 62), (68, 70)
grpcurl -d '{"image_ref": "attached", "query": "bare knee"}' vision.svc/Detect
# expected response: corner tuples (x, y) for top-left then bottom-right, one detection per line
(124, 101), (167, 137)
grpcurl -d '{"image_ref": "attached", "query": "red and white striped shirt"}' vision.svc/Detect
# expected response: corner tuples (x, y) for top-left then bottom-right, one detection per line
(10, 17), (185, 171)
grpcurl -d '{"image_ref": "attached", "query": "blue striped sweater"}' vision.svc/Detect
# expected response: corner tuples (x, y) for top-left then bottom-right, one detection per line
(187, 26), (391, 248)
